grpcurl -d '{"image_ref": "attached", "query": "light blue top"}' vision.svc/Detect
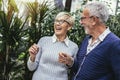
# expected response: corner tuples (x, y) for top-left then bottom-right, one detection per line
(27, 35), (78, 80)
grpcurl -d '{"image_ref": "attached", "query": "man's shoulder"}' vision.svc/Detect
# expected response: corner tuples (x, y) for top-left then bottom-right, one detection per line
(106, 32), (120, 42)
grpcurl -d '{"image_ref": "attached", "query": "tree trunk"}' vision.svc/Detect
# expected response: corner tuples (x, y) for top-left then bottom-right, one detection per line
(65, 0), (72, 12)
(3, 45), (9, 80)
(54, 0), (64, 10)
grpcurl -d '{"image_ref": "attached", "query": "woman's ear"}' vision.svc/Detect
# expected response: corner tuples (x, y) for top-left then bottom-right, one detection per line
(67, 26), (72, 30)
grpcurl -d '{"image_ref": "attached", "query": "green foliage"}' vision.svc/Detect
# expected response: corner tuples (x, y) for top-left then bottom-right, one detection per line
(107, 14), (120, 37)
(69, 10), (85, 45)
(8, 59), (24, 80)
(0, 11), (28, 80)
(25, 1), (57, 44)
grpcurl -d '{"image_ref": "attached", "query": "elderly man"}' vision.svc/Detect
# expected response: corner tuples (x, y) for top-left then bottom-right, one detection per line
(59, 1), (120, 80)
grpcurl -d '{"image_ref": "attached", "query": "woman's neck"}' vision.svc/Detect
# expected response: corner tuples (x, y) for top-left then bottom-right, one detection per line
(56, 35), (66, 41)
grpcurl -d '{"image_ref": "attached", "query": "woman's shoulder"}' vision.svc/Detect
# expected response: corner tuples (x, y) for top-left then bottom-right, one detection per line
(40, 36), (52, 40)
(69, 40), (78, 48)
(38, 36), (52, 43)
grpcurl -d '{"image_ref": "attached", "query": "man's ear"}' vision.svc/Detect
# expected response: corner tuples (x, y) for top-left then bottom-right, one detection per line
(92, 16), (99, 25)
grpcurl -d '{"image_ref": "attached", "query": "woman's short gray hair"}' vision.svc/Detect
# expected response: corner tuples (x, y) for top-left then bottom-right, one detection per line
(55, 12), (74, 26)
(84, 1), (109, 23)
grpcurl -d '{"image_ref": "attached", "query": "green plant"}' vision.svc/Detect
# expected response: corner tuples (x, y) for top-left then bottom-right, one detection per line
(107, 14), (120, 37)
(0, 10), (28, 80)
(69, 10), (85, 45)
(24, 1), (56, 43)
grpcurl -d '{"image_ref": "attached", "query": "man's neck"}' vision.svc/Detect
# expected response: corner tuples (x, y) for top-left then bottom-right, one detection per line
(91, 25), (107, 42)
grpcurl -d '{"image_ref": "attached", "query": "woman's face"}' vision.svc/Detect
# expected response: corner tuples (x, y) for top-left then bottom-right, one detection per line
(54, 15), (71, 37)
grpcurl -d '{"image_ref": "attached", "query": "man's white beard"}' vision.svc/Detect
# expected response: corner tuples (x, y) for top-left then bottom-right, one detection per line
(84, 28), (89, 34)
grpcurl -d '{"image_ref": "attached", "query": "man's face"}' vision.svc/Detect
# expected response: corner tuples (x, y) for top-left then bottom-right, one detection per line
(80, 8), (94, 34)
(54, 15), (71, 37)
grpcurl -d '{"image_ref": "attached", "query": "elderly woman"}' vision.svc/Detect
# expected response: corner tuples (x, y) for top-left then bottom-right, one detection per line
(27, 12), (78, 80)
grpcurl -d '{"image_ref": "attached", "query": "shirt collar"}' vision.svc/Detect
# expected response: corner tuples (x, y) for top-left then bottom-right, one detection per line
(52, 34), (69, 46)
(98, 27), (111, 41)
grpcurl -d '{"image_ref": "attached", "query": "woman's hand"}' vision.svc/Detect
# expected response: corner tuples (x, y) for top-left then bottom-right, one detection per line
(58, 52), (73, 66)
(28, 44), (39, 62)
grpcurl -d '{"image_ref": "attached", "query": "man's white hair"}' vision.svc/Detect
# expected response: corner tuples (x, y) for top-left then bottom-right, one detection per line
(84, 1), (109, 23)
